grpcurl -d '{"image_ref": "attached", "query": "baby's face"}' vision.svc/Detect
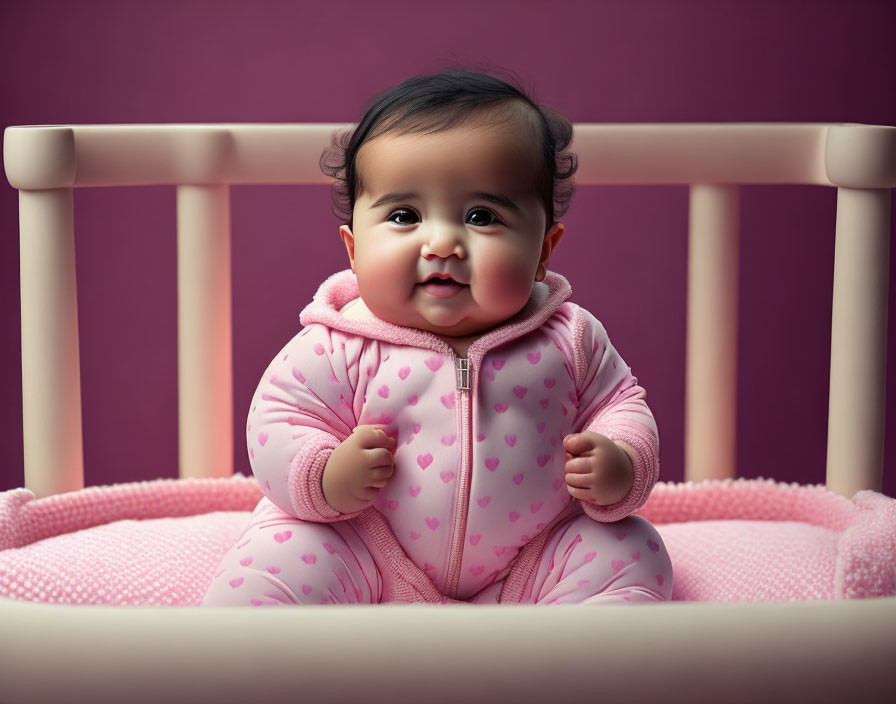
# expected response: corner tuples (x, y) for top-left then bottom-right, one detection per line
(340, 121), (565, 341)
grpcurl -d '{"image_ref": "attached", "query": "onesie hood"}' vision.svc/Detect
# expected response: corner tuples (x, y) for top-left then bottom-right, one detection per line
(299, 269), (573, 361)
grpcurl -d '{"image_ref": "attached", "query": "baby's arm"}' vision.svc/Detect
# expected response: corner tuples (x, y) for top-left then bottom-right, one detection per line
(247, 324), (377, 522)
(566, 306), (660, 523)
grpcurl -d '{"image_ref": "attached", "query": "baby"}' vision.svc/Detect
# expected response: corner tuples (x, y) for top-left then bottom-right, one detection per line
(202, 69), (672, 606)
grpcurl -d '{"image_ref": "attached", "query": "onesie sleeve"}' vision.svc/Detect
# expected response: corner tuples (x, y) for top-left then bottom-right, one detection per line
(569, 306), (660, 523)
(246, 323), (365, 522)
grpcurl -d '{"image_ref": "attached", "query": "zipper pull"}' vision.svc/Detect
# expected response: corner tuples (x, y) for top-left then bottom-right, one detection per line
(455, 358), (471, 390)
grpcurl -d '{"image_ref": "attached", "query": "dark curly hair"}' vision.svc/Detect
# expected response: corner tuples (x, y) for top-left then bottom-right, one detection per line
(320, 68), (578, 233)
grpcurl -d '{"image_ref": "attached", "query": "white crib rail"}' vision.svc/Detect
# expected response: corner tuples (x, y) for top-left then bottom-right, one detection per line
(1, 598), (894, 704)
(4, 123), (895, 498)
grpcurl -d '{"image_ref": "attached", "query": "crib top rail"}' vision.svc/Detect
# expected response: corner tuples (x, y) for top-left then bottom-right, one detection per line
(4, 122), (896, 190)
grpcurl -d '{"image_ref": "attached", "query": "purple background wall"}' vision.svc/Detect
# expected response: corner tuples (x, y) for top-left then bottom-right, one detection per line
(1, 0), (894, 497)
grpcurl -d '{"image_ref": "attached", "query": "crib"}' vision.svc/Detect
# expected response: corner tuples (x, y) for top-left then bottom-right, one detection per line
(1, 122), (895, 703)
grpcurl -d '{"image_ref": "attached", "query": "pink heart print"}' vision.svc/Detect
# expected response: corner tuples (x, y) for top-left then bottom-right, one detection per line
(425, 517), (440, 530)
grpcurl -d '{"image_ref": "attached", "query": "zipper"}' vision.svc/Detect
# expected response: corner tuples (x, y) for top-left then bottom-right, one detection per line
(445, 355), (473, 598)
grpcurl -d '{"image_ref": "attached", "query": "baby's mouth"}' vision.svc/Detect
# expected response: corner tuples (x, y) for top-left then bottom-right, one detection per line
(417, 275), (468, 299)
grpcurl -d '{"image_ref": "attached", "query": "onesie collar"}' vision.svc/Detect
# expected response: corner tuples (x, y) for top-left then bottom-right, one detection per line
(299, 268), (572, 364)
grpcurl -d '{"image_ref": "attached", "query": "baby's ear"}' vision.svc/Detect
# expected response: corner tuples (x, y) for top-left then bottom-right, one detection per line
(339, 225), (356, 272)
(537, 222), (565, 280)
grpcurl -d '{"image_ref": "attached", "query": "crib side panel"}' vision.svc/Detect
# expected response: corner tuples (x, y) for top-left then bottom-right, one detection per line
(4, 123), (894, 496)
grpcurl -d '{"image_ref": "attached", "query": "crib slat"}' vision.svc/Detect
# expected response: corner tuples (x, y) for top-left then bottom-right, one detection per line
(176, 185), (234, 480)
(18, 189), (85, 497)
(685, 185), (740, 482)
(825, 187), (890, 497)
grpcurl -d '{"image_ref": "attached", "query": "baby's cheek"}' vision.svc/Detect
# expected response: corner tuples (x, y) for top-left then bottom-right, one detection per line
(475, 259), (535, 313)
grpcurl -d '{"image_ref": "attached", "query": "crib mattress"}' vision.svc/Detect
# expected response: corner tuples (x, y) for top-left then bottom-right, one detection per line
(1, 475), (893, 605)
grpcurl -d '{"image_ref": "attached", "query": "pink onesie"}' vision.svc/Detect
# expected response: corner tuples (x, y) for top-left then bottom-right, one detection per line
(202, 270), (672, 606)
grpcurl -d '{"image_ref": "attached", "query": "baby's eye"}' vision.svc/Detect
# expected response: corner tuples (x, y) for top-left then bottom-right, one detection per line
(387, 208), (419, 226)
(467, 208), (501, 227)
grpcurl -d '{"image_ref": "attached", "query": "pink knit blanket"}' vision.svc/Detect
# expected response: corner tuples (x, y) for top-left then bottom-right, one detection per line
(0, 476), (893, 605)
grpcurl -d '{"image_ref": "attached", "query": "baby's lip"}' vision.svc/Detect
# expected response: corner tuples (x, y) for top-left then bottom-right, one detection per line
(419, 273), (468, 285)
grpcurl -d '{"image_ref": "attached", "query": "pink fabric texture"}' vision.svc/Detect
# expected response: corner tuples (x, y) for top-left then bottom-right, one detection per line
(242, 269), (662, 602)
(0, 476), (261, 605)
(200, 500), (673, 606)
(1, 476), (893, 606)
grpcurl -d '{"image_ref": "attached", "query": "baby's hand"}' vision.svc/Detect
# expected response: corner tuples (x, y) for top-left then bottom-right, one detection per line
(322, 426), (397, 514)
(563, 432), (634, 506)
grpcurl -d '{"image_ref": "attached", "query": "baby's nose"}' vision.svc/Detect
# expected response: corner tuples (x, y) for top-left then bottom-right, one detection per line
(421, 226), (466, 259)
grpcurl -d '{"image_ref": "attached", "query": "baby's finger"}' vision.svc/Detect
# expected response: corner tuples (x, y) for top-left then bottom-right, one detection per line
(358, 485), (380, 502)
(565, 471), (593, 490)
(354, 426), (397, 450)
(369, 465), (394, 482)
(564, 457), (593, 475)
(566, 485), (593, 502)
(370, 427), (398, 450)
(562, 433), (593, 456)
(363, 447), (395, 469)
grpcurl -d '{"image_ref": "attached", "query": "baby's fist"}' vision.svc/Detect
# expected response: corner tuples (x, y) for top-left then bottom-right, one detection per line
(323, 425), (397, 514)
(563, 432), (634, 506)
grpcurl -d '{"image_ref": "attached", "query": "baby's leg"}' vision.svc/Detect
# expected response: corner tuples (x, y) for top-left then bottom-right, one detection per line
(522, 513), (672, 604)
(201, 500), (382, 606)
